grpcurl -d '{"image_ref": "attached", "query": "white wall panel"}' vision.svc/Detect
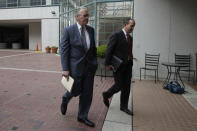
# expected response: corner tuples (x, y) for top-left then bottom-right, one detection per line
(0, 6), (59, 20)
(169, 0), (197, 69)
(29, 22), (41, 50)
(0, 6), (60, 52)
(134, 0), (197, 79)
(41, 19), (59, 52)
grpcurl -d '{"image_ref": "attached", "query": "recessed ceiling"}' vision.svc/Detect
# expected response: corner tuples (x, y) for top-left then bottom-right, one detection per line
(0, 19), (41, 26)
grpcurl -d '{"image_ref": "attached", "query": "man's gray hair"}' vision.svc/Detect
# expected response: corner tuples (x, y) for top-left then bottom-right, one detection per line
(75, 6), (88, 17)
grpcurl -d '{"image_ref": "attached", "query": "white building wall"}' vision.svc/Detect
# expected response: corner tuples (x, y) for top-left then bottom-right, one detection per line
(169, 0), (197, 67)
(134, 0), (197, 79)
(0, 6), (59, 52)
(42, 18), (59, 52)
(29, 22), (41, 50)
(0, 6), (59, 20)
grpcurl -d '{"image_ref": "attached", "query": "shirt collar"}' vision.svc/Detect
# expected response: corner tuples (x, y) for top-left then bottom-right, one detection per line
(122, 28), (127, 38)
(77, 22), (82, 30)
(77, 22), (86, 30)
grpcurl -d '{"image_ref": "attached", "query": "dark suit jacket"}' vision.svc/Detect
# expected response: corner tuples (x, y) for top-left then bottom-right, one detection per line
(104, 30), (133, 66)
(60, 23), (98, 77)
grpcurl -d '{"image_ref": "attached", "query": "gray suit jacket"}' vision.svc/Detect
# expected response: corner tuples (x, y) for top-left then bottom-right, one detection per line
(60, 23), (98, 77)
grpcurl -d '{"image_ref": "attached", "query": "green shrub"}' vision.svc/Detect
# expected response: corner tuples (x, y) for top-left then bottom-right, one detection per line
(97, 45), (107, 58)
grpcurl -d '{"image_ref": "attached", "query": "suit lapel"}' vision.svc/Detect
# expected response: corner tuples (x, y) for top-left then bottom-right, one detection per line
(74, 23), (80, 37)
(119, 31), (128, 45)
(119, 30), (133, 52)
(85, 25), (93, 49)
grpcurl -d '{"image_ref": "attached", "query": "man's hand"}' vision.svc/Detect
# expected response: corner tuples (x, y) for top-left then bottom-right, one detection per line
(106, 65), (114, 70)
(62, 71), (70, 81)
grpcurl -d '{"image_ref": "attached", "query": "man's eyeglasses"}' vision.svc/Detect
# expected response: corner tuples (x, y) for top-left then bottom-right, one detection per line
(80, 14), (89, 17)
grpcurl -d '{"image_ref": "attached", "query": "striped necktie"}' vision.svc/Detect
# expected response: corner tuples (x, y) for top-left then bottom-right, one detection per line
(81, 26), (88, 51)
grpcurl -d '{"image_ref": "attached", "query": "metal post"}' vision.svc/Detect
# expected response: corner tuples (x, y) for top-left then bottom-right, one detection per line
(131, 1), (134, 131)
(132, 0), (134, 18)
(94, 0), (97, 44)
(196, 53), (197, 82)
(59, 2), (61, 49)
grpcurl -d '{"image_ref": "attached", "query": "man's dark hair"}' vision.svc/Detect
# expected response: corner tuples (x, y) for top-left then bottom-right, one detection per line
(123, 18), (135, 25)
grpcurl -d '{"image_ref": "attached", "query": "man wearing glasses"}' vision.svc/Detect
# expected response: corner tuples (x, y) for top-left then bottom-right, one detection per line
(60, 7), (98, 127)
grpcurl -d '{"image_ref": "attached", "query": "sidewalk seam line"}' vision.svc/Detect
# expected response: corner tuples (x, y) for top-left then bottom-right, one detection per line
(0, 52), (36, 59)
(0, 67), (61, 73)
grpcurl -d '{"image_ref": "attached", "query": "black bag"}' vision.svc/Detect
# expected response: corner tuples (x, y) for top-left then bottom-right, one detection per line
(111, 55), (123, 72)
(164, 81), (184, 94)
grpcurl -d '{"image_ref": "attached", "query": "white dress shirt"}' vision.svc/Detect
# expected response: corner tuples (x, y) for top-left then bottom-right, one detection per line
(77, 22), (90, 49)
(122, 29), (132, 60)
(122, 28), (127, 39)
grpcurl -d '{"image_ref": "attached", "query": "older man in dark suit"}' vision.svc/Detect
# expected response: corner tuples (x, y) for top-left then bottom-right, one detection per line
(102, 19), (135, 116)
(60, 7), (98, 127)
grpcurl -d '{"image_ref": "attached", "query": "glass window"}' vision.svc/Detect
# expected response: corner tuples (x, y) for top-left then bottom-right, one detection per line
(42, 0), (46, 5)
(31, 0), (46, 6)
(52, 0), (59, 5)
(0, 0), (6, 7)
(7, 0), (17, 7)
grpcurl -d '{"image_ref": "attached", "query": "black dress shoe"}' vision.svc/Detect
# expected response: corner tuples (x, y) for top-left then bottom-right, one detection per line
(102, 92), (109, 108)
(120, 108), (133, 116)
(77, 117), (95, 127)
(61, 102), (67, 115)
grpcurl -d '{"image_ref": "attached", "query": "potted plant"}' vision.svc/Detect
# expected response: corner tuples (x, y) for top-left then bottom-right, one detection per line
(51, 46), (58, 53)
(96, 45), (107, 77)
(97, 45), (107, 58)
(45, 46), (51, 53)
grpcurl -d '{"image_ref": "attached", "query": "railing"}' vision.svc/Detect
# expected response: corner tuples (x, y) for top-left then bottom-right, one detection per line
(60, 0), (133, 46)
(0, 0), (60, 8)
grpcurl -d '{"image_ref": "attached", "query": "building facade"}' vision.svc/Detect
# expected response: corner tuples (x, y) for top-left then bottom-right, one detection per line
(0, 0), (196, 80)
(133, 0), (197, 79)
(0, 0), (60, 51)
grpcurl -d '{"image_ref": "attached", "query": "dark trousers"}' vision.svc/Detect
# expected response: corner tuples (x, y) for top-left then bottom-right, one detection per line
(104, 60), (133, 108)
(62, 68), (95, 119)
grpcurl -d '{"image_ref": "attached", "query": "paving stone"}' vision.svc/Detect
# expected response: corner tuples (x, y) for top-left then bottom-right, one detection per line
(133, 80), (197, 131)
(1, 50), (197, 131)
(0, 51), (113, 131)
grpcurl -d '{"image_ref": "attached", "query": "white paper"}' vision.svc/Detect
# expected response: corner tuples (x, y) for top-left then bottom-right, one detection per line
(61, 76), (74, 92)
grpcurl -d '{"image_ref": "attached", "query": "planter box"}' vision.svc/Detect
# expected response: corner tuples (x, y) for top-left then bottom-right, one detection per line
(51, 47), (58, 53)
(45, 47), (51, 53)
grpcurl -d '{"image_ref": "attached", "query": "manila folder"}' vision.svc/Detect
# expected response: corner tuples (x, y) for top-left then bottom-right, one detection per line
(61, 76), (74, 92)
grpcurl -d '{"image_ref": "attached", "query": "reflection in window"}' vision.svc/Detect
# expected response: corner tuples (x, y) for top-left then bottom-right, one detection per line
(7, 0), (17, 7)
(31, 0), (46, 6)
(0, 0), (6, 7)
(52, 0), (59, 5)
(0, 0), (48, 7)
